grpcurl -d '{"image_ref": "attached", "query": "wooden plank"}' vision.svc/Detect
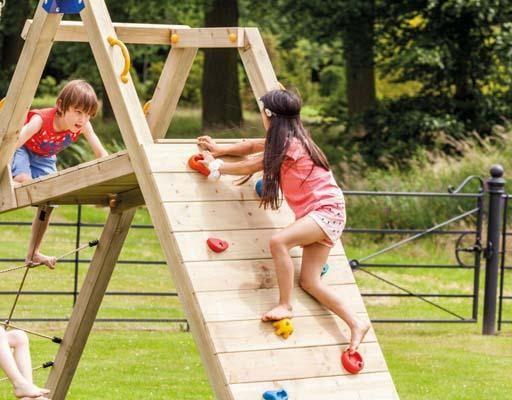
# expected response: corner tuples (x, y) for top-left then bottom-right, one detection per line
(155, 172), (261, 202)
(14, 153), (135, 207)
(45, 208), (136, 400)
(219, 342), (389, 384)
(82, 2), (232, 398)
(22, 20), (189, 44)
(146, 47), (197, 139)
(238, 28), (281, 106)
(0, 165), (17, 212)
(144, 143), (246, 172)
(196, 284), (364, 322)
(0, 1), (62, 199)
(209, 314), (375, 353)
(164, 200), (294, 231)
(185, 255), (355, 292)
(174, 229), (345, 262)
(171, 27), (244, 48)
(230, 372), (400, 400)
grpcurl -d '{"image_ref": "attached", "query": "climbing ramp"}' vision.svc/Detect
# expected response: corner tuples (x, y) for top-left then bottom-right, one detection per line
(144, 139), (400, 399)
(0, 0), (399, 398)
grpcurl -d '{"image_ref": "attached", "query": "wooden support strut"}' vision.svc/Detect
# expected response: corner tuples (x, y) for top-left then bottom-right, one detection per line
(45, 208), (136, 400)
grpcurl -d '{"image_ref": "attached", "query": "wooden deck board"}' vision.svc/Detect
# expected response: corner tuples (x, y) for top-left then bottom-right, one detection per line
(2, 151), (138, 212)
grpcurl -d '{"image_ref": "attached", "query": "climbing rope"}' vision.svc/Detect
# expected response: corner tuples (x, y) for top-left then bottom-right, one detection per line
(4, 240), (99, 325)
(0, 321), (61, 344)
(0, 361), (53, 383)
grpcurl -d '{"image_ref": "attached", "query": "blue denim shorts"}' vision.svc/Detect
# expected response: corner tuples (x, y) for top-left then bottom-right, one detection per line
(11, 146), (57, 179)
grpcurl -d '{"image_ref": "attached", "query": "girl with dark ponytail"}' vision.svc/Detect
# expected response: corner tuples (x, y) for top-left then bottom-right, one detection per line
(197, 89), (370, 352)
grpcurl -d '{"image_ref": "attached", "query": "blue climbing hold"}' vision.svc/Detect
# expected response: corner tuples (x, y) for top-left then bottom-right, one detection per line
(42, 0), (85, 14)
(255, 178), (263, 198)
(320, 263), (330, 277)
(262, 389), (288, 400)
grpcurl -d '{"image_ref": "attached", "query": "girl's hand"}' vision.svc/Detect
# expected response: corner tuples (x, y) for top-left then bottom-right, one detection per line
(197, 136), (223, 157)
(199, 151), (224, 181)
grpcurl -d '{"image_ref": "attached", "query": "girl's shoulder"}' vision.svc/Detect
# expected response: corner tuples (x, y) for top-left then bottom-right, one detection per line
(285, 137), (307, 161)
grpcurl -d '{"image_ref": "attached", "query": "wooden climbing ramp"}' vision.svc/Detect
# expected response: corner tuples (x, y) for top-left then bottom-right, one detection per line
(0, 0), (400, 398)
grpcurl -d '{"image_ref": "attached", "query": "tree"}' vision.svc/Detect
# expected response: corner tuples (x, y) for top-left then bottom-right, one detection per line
(0, 0), (35, 93)
(201, 0), (243, 129)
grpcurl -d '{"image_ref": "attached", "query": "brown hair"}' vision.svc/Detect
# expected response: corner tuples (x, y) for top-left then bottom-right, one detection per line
(259, 89), (330, 210)
(56, 80), (98, 117)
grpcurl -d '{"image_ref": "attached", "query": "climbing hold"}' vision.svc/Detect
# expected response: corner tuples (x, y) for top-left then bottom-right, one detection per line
(341, 349), (364, 374)
(207, 237), (229, 253)
(188, 154), (211, 177)
(229, 32), (237, 43)
(170, 33), (179, 44)
(272, 318), (294, 339)
(255, 178), (263, 198)
(262, 389), (288, 400)
(320, 263), (329, 277)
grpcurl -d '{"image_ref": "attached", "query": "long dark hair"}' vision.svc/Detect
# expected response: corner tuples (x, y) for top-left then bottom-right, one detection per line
(260, 89), (330, 210)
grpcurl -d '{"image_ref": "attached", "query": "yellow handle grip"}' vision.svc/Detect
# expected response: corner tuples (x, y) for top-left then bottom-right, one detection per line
(142, 100), (152, 116)
(107, 36), (131, 84)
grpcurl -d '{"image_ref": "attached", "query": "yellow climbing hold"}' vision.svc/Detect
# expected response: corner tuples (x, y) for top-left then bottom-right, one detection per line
(170, 33), (179, 44)
(229, 32), (237, 43)
(273, 318), (294, 339)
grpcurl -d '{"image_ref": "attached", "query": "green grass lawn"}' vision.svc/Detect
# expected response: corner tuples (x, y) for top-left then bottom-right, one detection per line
(0, 108), (511, 399)
(0, 204), (510, 399)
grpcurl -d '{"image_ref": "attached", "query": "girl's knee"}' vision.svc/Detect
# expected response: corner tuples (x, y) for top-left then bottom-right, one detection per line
(299, 276), (321, 294)
(8, 330), (29, 347)
(269, 234), (287, 255)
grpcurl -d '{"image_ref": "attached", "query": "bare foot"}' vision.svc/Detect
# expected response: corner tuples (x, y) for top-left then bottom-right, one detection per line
(27, 252), (57, 269)
(348, 319), (371, 352)
(261, 304), (293, 322)
(13, 380), (50, 398)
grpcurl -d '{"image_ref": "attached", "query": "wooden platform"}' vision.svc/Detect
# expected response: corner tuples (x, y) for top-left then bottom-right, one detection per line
(0, 151), (139, 213)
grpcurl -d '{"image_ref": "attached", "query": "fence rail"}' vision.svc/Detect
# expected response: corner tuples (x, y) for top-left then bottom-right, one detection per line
(0, 166), (509, 334)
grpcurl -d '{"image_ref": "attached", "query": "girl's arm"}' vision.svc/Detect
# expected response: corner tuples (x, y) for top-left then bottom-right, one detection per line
(82, 122), (109, 158)
(198, 136), (265, 157)
(15, 115), (43, 148)
(219, 154), (264, 176)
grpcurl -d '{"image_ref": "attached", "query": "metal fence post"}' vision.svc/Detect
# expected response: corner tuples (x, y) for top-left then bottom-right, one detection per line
(483, 165), (506, 335)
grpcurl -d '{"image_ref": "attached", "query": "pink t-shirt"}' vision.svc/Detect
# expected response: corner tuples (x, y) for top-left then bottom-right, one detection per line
(280, 138), (344, 219)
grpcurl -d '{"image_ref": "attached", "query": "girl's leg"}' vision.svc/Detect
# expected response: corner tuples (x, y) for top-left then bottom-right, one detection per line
(0, 328), (26, 389)
(0, 328), (50, 400)
(7, 330), (33, 383)
(26, 205), (56, 269)
(299, 243), (370, 351)
(262, 216), (327, 321)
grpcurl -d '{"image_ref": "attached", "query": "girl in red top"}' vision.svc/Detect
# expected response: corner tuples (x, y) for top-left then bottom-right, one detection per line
(11, 80), (108, 268)
(197, 89), (370, 352)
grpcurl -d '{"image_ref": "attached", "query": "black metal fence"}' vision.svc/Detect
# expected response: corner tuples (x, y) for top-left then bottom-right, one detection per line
(0, 166), (509, 334)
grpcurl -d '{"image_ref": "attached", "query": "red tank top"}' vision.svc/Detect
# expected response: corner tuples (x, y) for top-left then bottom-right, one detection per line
(24, 108), (81, 157)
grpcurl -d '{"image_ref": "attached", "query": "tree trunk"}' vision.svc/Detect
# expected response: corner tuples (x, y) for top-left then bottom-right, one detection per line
(343, 1), (376, 117)
(201, 0), (243, 130)
(0, 0), (33, 92)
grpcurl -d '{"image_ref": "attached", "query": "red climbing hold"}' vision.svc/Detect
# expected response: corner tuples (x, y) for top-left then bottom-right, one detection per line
(341, 349), (364, 374)
(207, 237), (229, 253)
(188, 154), (210, 177)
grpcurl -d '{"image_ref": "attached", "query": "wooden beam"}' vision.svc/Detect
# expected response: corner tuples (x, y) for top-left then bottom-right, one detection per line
(146, 47), (197, 139)
(238, 28), (281, 107)
(45, 208), (136, 400)
(81, 1), (232, 398)
(0, 165), (17, 211)
(0, 0), (62, 203)
(22, 20), (189, 45)
(13, 152), (135, 209)
(170, 27), (245, 48)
